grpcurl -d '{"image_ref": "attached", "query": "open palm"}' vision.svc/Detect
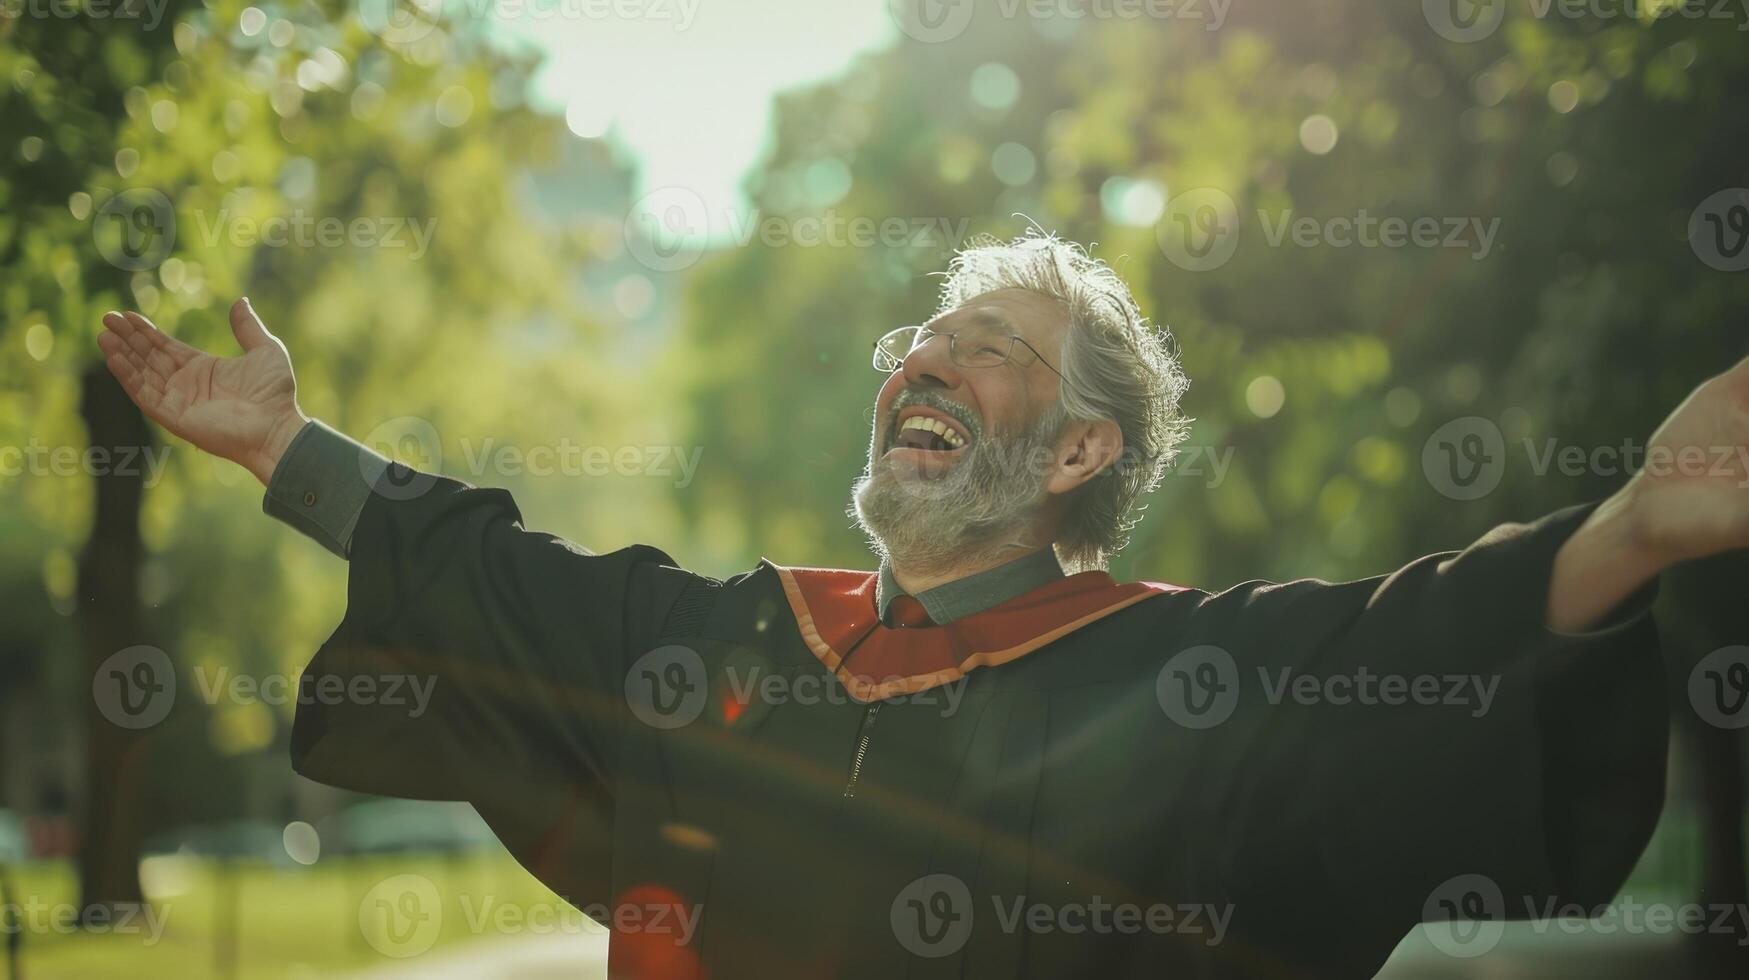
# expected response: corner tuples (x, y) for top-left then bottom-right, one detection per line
(96, 299), (306, 481)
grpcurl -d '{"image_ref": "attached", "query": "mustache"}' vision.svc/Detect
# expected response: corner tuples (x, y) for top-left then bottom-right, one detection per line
(888, 388), (982, 444)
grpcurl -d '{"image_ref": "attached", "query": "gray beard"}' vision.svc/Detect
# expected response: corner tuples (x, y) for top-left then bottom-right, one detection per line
(849, 401), (1067, 578)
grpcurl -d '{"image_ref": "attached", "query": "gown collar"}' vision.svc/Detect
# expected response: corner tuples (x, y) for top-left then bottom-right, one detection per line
(874, 547), (1066, 627)
(760, 557), (1186, 702)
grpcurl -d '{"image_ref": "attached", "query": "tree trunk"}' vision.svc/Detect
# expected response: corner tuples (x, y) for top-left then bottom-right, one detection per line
(1666, 554), (1749, 978)
(74, 365), (152, 918)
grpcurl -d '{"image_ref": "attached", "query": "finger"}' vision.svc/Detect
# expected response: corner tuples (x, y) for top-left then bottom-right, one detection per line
(117, 324), (181, 382)
(95, 328), (126, 358)
(120, 310), (200, 367)
(101, 311), (133, 337)
(229, 297), (276, 352)
(103, 352), (168, 423)
(99, 328), (159, 381)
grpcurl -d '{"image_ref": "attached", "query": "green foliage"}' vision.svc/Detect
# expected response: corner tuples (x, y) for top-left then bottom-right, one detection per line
(671, 6), (1748, 589)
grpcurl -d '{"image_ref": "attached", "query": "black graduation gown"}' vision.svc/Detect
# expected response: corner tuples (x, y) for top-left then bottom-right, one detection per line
(290, 473), (1667, 979)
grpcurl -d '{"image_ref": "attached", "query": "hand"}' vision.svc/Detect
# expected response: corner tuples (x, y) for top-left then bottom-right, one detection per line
(1616, 354), (1749, 566)
(96, 298), (308, 485)
(1547, 354), (1749, 630)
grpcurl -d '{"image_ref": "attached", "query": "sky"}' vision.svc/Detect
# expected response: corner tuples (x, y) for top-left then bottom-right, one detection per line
(497, 0), (898, 226)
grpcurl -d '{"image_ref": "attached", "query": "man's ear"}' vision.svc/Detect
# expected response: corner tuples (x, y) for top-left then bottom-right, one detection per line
(1047, 418), (1123, 495)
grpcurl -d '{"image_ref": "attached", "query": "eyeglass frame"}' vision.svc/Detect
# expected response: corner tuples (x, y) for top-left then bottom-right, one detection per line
(871, 324), (1065, 380)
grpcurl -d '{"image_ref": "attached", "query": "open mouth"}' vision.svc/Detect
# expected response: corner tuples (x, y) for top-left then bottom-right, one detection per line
(886, 405), (973, 456)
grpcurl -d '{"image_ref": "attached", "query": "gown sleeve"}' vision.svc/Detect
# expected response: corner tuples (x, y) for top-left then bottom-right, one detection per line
(288, 468), (694, 904)
(1202, 501), (1667, 974)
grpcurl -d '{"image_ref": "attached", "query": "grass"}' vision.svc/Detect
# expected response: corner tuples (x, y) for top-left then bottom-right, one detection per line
(5, 849), (592, 979)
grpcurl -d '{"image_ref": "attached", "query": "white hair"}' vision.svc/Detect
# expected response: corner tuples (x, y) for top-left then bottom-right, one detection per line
(935, 227), (1191, 571)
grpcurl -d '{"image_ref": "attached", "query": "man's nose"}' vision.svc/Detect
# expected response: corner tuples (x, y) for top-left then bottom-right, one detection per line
(901, 332), (961, 389)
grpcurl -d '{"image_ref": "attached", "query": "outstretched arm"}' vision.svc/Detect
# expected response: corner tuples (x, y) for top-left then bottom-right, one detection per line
(1547, 354), (1749, 630)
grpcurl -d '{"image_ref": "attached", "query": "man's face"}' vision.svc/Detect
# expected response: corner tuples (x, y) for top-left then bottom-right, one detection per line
(851, 288), (1074, 572)
(871, 288), (1070, 477)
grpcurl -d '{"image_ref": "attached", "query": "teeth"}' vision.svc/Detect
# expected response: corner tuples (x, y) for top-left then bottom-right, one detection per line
(899, 414), (966, 448)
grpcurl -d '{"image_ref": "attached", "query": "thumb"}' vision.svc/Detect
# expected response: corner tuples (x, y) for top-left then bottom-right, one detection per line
(229, 296), (277, 352)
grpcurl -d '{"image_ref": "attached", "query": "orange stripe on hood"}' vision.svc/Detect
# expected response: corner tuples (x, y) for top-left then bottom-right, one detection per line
(760, 559), (1186, 701)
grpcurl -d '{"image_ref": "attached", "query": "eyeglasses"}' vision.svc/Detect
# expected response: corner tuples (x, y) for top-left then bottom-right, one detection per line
(872, 324), (1063, 379)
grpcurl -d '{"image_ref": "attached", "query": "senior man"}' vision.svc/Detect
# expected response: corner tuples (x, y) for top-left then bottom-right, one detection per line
(96, 230), (1745, 978)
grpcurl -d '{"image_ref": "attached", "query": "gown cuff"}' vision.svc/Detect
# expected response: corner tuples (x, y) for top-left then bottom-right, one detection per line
(261, 419), (389, 559)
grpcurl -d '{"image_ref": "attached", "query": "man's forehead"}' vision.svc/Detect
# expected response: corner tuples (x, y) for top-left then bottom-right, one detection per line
(929, 288), (1069, 333)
